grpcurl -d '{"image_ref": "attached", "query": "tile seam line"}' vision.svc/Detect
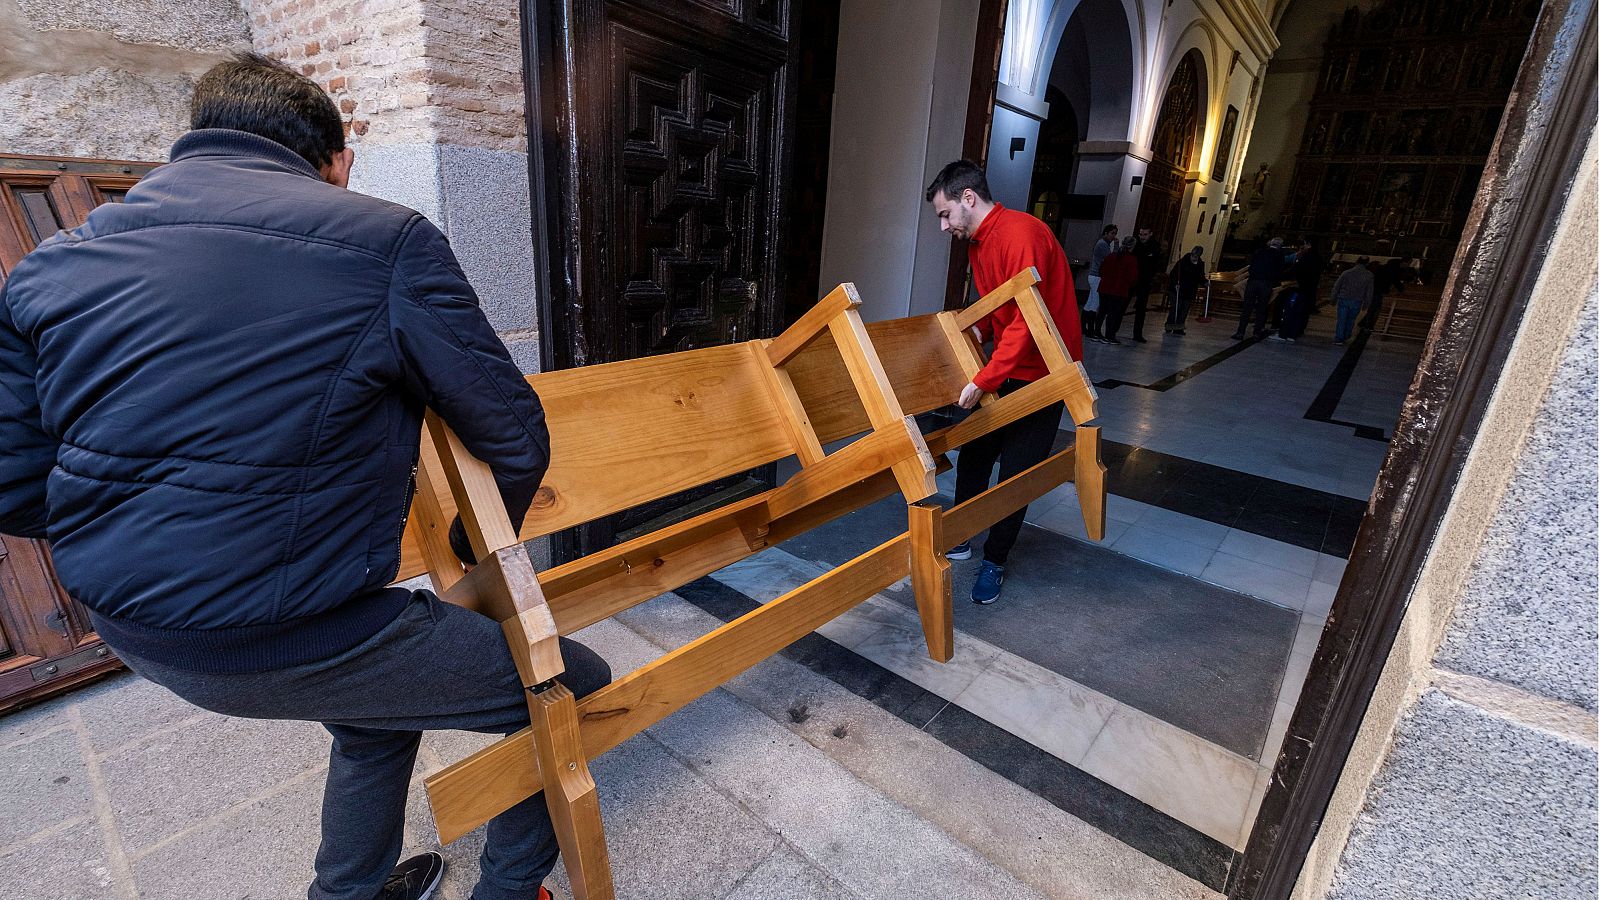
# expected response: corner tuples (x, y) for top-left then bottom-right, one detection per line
(124, 762), (330, 863)
(0, 812), (95, 861)
(68, 706), (138, 900)
(638, 728), (877, 900)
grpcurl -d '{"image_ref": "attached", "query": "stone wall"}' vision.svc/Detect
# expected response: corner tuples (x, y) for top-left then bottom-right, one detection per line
(242, 0), (541, 371)
(0, 0), (250, 161)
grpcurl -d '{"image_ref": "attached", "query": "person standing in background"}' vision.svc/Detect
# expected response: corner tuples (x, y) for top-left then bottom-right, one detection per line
(1233, 237), (1287, 340)
(1273, 238), (1323, 343)
(1097, 236), (1139, 345)
(1166, 245), (1205, 335)
(1083, 224), (1117, 342)
(1129, 225), (1163, 343)
(1331, 257), (1376, 345)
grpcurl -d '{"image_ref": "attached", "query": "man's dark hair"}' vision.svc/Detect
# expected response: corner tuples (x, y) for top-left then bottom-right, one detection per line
(191, 52), (345, 168)
(1101, 224), (1118, 237)
(925, 160), (993, 203)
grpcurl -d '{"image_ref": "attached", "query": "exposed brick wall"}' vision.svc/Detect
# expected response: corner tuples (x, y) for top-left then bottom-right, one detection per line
(241, 0), (526, 152)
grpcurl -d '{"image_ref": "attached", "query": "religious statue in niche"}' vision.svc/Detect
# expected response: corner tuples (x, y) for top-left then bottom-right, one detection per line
(1248, 163), (1271, 208)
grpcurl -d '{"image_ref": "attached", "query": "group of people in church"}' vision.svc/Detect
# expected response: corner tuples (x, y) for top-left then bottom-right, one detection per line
(1081, 224), (1205, 344)
(1079, 222), (1406, 349)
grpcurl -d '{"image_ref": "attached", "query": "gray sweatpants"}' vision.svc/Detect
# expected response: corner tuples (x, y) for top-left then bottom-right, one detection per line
(117, 590), (612, 900)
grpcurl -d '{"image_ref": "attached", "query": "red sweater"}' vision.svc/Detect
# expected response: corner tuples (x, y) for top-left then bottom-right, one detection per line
(967, 205), (1083, 392)
(1097, 250), (1138, 297)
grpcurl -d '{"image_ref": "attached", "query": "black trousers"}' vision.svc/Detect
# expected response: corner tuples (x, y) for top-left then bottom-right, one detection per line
(1100, 294), (1130, 339)
(1131, 281), (1153, 338)
(1236, 279), (1274, 335)
(118, 591), (613, 900)
(953, 380), (1066, 565)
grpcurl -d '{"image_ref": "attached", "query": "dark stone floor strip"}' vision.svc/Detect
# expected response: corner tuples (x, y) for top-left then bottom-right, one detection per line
(1093, 334), (1267, 392)
(1302, 328), (1391, 441)
(1082, 437), (1369, 558)
(672, 576), (1239, 891)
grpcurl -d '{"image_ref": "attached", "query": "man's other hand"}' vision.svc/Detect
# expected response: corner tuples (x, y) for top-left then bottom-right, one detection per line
(958, 382), (985, 409)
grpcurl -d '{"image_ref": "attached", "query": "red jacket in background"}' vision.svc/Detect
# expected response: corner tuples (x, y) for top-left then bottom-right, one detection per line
(966, 204), (1083, 393)
(1097, 250), (1139, 298)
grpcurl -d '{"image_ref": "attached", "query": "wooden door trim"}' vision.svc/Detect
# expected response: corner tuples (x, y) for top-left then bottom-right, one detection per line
(1228, 1), (1597, 896)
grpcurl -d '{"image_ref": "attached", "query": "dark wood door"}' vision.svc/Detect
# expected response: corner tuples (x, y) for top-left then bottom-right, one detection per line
(529, 0), (809, 557)
(1136, 50), (1203, 257)
(0, 154), (154, 712)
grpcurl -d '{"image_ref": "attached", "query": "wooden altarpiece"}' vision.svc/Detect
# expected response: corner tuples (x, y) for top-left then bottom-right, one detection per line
(396, 268), (1105, 898)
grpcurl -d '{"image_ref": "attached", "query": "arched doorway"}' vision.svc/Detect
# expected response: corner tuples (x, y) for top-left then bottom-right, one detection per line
(1026, 87), (1078, 235)
(1136, 50), (1206, 256)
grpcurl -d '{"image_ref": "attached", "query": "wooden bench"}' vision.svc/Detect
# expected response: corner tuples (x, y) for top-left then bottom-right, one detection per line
(398, 268), (1105, 899)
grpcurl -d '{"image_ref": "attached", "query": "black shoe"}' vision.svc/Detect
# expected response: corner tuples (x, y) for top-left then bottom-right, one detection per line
(1132, 336), (1148, 343)
(379, 852), (444, 900)
(1174, 329), (1186, 335)
(1230, 332), (1245, 340)
(1107, 337), (1123, 345)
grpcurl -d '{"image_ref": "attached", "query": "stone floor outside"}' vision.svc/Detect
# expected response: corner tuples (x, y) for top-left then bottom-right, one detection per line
(3, 594), (1219, 900)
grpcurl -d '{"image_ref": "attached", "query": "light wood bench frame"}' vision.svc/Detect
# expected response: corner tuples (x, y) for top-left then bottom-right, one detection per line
(400, 270), (1106, 899)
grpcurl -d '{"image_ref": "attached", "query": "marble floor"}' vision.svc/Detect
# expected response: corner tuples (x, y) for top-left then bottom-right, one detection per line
(722, 303), (1422, 887)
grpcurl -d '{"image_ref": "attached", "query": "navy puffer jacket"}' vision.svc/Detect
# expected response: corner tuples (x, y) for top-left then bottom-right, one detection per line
(0, 130), (549, 673)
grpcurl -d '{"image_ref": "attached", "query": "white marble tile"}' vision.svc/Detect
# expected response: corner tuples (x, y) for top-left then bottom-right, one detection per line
(1292, 615), (1327, 660)
(1217, 529), (1321, 577)
(844, 596), (1003, 703)
(712, 550), (818, 603)
(1031, 500), (1131, 546)
(1198, 552), (1313, 610)
(1128, 505), (1230, 549)
(1312, 552), (1347, 586)
(1104, 493), (1153, 525)
(1109, 525), (1217, 577)
(1282, 648), (1314, 695)
(950, 650), (1118, 767)
(1260, 700), (1297, 765)
(1303, 580), (1339, 619)
(1237, 766), (1273, 848)
(1079, 706), (1259, 849)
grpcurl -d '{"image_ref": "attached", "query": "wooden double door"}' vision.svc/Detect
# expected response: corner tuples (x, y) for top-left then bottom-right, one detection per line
(529, 0), (837, 558)
(0, 155), (154, 712)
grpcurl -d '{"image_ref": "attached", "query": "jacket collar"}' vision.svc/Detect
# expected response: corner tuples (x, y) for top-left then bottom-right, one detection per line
(169, 129), (323, 180)
(969, 202), (1006, 244)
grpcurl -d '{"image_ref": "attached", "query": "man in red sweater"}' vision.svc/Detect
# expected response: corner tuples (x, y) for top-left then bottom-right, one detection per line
(925, 160), (1084, 604)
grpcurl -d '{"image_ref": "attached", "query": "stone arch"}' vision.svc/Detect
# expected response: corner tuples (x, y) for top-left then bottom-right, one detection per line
(1040, 0), (1139, 141)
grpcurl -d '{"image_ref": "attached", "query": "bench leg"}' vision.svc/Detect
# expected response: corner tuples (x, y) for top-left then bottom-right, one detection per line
(908, 502), (953, 663)
(1075, 425), (1108, 542)
(528, 684), (615, 900)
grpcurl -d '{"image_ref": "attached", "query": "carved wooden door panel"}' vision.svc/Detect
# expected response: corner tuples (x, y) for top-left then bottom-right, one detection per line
(1136, 52), (1202, 257)
(0, 154), (154, 712)
(533, 0), (803, 556)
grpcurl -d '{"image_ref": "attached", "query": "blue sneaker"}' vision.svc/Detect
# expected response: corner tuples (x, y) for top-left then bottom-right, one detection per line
(971, 561), (1005, 605)
(945, 541), (973, 560)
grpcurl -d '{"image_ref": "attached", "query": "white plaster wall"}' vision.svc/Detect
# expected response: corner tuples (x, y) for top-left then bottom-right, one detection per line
(819, 0), (975, 322)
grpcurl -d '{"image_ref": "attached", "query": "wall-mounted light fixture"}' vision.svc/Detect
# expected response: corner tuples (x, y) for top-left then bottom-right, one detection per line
(1130, 175), (1144, 190)
(1198, 196), (1208, 205)
(1009, 137), (1027, 160)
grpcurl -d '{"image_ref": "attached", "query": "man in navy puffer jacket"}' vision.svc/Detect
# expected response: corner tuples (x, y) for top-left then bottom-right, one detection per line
(0, 53), (608, 900)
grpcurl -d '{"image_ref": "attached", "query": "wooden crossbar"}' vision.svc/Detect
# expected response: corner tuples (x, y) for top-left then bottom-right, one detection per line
(405, 271), (1108, 898)
(425, 530), (911, 844)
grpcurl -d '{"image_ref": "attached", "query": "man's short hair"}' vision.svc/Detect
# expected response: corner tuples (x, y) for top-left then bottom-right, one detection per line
(1357, 256), (1371, 264)
(191, 52), (346, 168)
(1268, 237), (1285, 248)
(925, 160), (993, 203)
(1101, 224), (1118, 237)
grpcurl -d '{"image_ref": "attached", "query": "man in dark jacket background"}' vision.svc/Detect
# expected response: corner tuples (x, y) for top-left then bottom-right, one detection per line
(1233, 237), (1288, 340)
(1128, 225), (1163, 343)
(0, 53), (607, 900)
